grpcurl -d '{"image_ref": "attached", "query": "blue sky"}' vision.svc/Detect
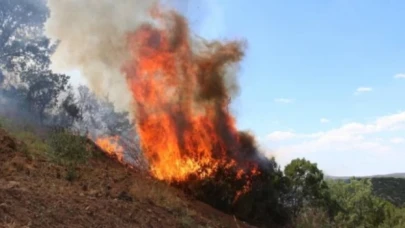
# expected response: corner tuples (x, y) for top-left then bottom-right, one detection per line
(176, 0), (405, 176)
(69, 0), (405, 176)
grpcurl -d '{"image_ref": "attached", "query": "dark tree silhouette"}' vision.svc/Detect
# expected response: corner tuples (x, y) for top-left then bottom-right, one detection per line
(0, 0), (72, 125)
(76, 86), (133, 136)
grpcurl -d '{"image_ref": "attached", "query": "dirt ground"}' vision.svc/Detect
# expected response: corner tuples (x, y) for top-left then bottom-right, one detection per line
(0, 128), (255, 228)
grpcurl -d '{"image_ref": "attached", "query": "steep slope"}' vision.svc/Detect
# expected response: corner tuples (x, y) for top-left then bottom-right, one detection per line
(0, 128), (254, 228)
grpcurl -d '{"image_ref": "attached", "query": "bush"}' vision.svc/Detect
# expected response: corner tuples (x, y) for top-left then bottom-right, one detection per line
(47, 128), (91, 180)
(175, 160), (291, 227)
(47, 129), (90, 164)
(379, 203), (405, 228)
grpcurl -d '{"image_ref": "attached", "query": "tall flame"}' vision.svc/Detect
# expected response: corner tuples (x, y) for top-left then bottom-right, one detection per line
(123, 7), (249, 182)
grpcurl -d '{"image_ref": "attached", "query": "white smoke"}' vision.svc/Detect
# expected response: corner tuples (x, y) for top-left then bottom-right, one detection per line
(45, 0), (159, 115)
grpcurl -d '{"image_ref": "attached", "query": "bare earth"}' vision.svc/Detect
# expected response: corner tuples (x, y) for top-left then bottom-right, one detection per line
(0, 129), (255, 228)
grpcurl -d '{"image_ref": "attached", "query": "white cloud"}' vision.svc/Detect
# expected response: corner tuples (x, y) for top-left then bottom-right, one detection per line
(320, 118), (330, 124)
(394, 73), (405, 79)
(274, 98), (294, 104)
(354, 87), (373, 95)
(267, 111), (405, 174)
(390, 137), (405, 144)
(267, 131), (295, 141)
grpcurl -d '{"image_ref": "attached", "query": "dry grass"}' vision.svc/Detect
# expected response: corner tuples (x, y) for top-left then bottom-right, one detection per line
(127, 176), (214, 227)
(294, 207), (332, 228)
(0, 216), (31, 228)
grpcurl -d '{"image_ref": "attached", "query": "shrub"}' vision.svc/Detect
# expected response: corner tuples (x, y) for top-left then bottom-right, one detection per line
(379, 203), (405, 228)
(175, 160), (291, 227)
(47, 129), (90, 164)
(47, 128), (91, 180)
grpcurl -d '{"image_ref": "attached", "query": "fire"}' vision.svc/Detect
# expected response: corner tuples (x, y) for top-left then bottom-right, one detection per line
(122, 6), (249, 182)
(233, 164), (261, 203)
(95, 136), (125, 162)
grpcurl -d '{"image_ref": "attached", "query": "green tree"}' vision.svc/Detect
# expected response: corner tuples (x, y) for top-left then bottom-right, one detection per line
(379, 202), (405, 228)
(328, 178), (387, 227)
(284, 158), (332, 217)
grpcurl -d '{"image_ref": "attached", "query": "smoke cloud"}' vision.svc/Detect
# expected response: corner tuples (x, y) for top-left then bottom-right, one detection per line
(45, 0), (159, 114)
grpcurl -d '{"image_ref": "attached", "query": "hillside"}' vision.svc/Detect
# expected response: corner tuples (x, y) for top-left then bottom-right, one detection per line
(370, 173), (405, 178)
(371, 177), (405, 207)
(326, 173), (405, 179)
(326, 175), (405, 207)
(0, 128), (253, 228)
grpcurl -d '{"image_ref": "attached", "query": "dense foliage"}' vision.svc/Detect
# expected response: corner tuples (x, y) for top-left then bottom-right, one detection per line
(328, 178), (405, 228)
(371, 177), (405, 207)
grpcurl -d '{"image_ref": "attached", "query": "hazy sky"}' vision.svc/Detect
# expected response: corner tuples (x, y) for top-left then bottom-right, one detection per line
(68, 0), (405, 176)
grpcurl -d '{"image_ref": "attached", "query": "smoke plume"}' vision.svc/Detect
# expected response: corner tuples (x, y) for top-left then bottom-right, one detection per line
(45, 0), (159, 114)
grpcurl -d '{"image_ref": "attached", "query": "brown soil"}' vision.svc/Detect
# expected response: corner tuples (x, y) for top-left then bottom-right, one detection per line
(0, 128), (255, 228)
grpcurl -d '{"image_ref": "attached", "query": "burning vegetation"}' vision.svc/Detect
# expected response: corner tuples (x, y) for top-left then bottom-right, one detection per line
(43, 1), (288, 226)
(124, 7), (257, 182)
(95, 136), (125, 162)
(77, 4), (288, 226)
(0, 0), (290, 226)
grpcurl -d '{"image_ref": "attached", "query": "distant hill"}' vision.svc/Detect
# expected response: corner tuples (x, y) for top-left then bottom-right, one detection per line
(326, 174), (405, 207)
(325, 173), (405, 180)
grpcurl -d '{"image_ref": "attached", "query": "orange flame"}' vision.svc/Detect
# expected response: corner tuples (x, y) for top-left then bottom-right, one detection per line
(233, 164), (261, 203)
(121, 6), (249, 182)
(95, 136), (125, 162)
